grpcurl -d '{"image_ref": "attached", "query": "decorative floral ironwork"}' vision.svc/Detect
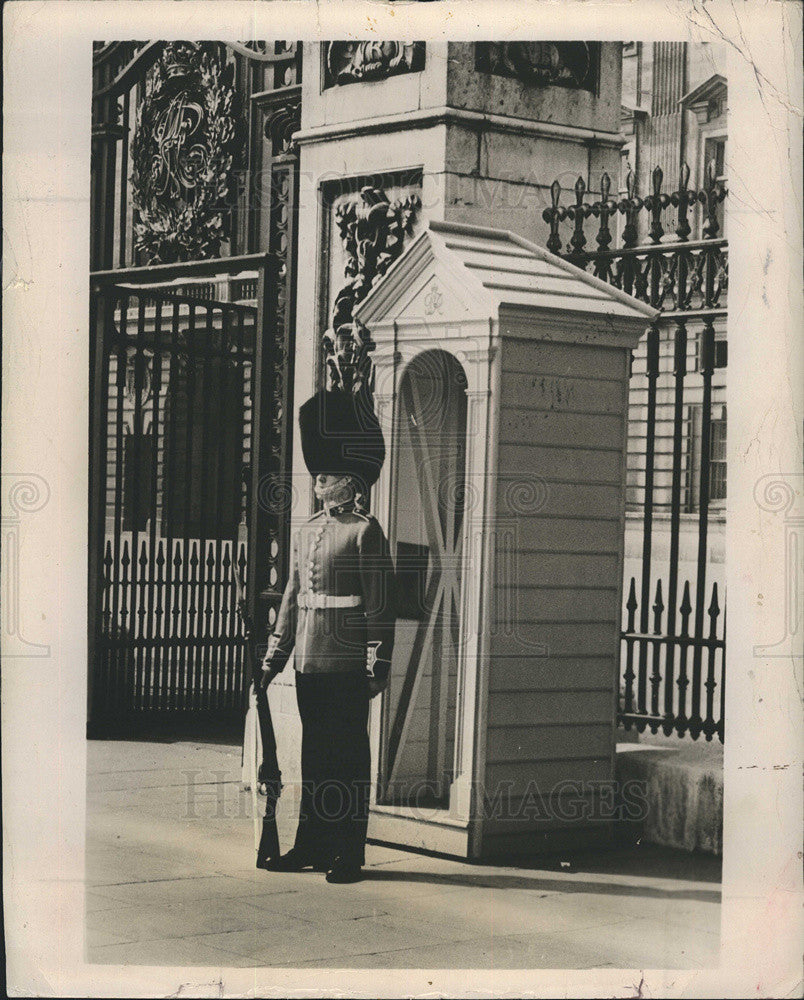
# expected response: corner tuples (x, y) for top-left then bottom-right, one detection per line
(265, 98), (301, 157)
(131, 42), (244, 264)
(324, 42), (425, 88)
(324, 186), (420, 394)
(270, 167), (293, 465)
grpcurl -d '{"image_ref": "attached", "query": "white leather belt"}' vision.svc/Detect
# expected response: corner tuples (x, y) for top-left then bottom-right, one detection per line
(298, 593), (362, 610)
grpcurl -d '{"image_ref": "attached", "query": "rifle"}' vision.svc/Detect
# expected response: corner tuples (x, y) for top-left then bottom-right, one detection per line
(234, 566), (282, 869)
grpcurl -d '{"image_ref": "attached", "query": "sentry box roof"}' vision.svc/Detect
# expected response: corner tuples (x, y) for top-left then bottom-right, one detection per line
(353, 219), (658, 332)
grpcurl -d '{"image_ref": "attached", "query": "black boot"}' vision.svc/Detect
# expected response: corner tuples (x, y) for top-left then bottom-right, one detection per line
(325, 857), (363, 884)
(259, 847), (329, 873)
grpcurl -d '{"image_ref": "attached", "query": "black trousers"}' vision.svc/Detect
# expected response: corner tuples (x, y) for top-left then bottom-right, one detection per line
(292, 671), (371, 867)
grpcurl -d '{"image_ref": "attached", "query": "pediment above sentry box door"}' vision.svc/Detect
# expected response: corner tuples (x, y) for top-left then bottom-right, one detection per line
(355, 233), (495, 331)
(395, 272), (474, 326)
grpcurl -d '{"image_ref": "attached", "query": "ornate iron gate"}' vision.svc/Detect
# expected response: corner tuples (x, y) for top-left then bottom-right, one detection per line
(89, 41), (301, 734)
(88, 257), (281, 733)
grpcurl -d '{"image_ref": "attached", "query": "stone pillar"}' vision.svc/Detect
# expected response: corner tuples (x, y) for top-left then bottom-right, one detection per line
(637, 41), (688, 240)
(442, 42), (624, 242)
(292, 40), (625, 517)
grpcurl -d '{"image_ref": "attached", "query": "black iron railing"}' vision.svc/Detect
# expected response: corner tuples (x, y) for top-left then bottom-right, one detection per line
(544, 162), (727, 742)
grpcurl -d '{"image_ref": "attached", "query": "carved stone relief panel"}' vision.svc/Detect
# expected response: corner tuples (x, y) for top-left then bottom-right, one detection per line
(320, 174), (423, 394)
(475, 42), (600, 94)
(324, 41), (425, 88)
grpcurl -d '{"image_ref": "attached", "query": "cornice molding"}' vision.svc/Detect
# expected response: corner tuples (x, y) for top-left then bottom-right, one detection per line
(499, 304), (649, 349)
(294, 106), (625, 151)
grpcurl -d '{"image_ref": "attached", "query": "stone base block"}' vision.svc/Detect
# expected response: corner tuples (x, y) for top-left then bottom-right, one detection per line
(616, 736), (723, 856)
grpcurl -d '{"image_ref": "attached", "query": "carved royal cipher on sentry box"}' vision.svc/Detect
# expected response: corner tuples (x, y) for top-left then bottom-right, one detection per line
(354, 220), (657, 860)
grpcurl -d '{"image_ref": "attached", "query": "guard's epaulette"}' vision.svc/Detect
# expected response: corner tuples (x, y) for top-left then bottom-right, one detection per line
(352, 509), (371, 522)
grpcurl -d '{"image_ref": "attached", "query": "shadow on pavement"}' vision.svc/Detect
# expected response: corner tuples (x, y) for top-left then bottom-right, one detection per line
(364, 867), (721, 903)
(556, 844), (722, 884)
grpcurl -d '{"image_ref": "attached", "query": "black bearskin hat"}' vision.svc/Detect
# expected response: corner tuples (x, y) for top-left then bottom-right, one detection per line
(298, 388), (385, 490)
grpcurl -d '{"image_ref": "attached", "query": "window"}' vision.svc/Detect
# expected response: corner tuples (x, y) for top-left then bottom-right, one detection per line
(385, 350), (468, 806)
(686, 404), (727, 511)
(696, 327), (728, 370)
(705, 136), (726, 179)
(709, 413), (728, 503)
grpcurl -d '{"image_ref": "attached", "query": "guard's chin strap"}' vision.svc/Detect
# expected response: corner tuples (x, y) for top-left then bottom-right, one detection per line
(316, 476), (356, 510)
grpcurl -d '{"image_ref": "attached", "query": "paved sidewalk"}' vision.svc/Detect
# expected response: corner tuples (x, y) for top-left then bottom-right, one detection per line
(86, 739), (722, 969)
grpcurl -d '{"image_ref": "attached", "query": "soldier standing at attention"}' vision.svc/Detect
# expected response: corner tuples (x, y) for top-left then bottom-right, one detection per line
(259, 387), (396, 884)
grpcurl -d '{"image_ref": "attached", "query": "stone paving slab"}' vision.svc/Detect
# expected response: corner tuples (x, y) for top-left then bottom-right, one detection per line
(286, 928), (625, 971)
(85, 739), (722, 970)
(88, 874), (294, 907)
(85, 897), (267, 949)
(185, 915), (466, 968)
(87, 934), (253, 969)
